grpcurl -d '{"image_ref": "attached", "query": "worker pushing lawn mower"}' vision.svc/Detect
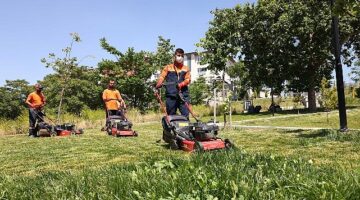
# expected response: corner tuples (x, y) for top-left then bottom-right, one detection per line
(155, 48), (232, 151)
(102, 79), (138, 137)
(25, 83), (83, 137)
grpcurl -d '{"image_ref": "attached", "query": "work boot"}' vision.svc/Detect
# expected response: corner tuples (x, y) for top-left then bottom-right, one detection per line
(28, 128), (37, 138)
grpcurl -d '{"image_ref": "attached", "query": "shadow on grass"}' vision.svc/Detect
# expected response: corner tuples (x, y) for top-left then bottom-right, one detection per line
(279, 129), (305, 134)
(239, 105), (360, 117)
(297, 129), (334, 138)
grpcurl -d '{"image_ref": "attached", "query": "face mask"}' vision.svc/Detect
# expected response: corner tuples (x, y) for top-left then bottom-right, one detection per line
(175, 55), (184, 63)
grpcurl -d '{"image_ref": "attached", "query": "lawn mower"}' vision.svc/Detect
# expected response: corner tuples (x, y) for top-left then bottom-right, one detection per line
(153, 85), (232, 152)
(104, 102), (138, 137)
(34, 111), (83, 137)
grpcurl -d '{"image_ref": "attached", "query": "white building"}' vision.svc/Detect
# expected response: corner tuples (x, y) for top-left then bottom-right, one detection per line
(184, 52), (233, 85)
(150, 51), (233, 86)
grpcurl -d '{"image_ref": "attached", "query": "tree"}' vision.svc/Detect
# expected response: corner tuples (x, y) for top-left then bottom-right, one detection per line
(196, 7), (242, 99)
(41, 67), (103, 115)
(3, 79), (32, 103)
(227, 61), (248, 100)
(350, 60), (360, 84)
(0, 88), (22, 119)
(190, 77), (210, 105)
(198, 0), (360, 112)
(98, 38), (156, 111)
(41, 33), (82, 122)
(0, 80), (31, 119)
(350, 60), (360, 98)
(334, 0), (360, 16)
(318, 78), (338, 122)
(152, 36), (175, 71)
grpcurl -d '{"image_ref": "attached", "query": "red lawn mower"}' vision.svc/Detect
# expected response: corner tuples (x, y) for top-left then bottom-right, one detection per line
(153, 85), (232, 152)
(103, 100), (138, 137)
(34, 111), (83, 137)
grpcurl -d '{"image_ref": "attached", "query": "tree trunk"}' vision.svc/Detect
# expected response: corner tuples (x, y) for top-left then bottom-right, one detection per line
(57, 87), (65, 123)
(222, 71), (225, 101)
(229, 101), (232, 128)
(307, 62), (317, 112)
(307, 86), (317, 112)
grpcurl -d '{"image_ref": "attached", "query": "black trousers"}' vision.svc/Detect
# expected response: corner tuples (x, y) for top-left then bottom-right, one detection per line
(29, 108), (44, 128)
(107, 110), (122, 117)
(166, 96), (189, 118)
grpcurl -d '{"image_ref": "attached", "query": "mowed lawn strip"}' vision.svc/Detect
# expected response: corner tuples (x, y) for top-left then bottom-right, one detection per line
(224, 108), (360, 129)
(0, 123), (188, 176)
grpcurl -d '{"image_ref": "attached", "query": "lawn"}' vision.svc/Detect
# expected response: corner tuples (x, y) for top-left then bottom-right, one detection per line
(1, 117), (360, 199)
(231, 108), (360, 129)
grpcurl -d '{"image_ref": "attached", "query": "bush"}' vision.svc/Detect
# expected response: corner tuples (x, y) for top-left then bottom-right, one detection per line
(356, 87), (360, 98)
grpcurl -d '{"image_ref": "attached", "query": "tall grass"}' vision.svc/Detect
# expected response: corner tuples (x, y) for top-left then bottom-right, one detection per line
(1, 97), (359, 135)
(0, 108), (163, 135)
(1, 149), (359, 199)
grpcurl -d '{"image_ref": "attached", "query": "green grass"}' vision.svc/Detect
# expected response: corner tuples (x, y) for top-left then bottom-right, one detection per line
(2, 149), (360, 199)
(2, 106), (360, 198)
(232, 108), (360, 129)
(2, 122), (360, 198)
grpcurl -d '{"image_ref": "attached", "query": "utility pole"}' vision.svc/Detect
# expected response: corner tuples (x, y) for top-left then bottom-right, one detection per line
(331, 0), (348, 131)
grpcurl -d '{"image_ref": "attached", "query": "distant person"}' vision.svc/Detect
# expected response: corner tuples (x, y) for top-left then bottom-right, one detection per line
(102, 80), (126, 117)
(156, 48), (191, 118)
(25, 83), (46, 137)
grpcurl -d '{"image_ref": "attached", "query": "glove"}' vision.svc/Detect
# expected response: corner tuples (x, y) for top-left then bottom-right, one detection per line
(177, 82), (186, 90)
(155, 80), (163, 89)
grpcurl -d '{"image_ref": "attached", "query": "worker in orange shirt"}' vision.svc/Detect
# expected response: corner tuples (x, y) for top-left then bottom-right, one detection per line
(102, 80), (126, 117)
(156, 48), (191, 118)
(25, 83), (46, 137)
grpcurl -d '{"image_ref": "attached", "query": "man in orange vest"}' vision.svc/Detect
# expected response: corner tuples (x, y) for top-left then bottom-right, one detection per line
(156, 48), (191, 118)
(25, 83), (46, 137)
(102, 80), (126, 117)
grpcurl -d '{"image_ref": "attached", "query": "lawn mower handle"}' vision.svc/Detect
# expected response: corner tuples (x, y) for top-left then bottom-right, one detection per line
(177, 92), (199, 122)
(154, 82), (199, 122)
(34, 110), (57, 126)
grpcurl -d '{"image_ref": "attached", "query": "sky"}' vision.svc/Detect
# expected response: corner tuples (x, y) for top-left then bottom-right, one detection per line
(0, 0), (353, 86)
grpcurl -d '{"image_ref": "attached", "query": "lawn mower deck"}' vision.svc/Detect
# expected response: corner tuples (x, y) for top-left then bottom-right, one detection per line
(106, 115), (138, 137)
(162, 115), (232, 152)
(36, 122), (83, 137)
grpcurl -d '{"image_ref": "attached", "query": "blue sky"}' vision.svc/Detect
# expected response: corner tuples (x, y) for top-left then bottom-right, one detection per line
(0, 0), (353, 85)
(0, 0), (255, 85)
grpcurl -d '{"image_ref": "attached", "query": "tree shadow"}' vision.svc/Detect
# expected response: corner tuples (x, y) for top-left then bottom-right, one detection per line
(297, 129), (334, 138)
(278, 129), (305, 134)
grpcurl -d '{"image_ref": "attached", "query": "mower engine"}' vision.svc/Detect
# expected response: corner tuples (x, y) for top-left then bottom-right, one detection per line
(189, 122), (218, 141)
(36, 122), (53, 137)
(55, 123), (83, 136)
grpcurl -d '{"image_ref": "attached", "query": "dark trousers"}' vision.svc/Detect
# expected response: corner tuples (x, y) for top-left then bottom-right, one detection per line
(166, 96), (189, 118)
(29, 109), (44, 128)
(107, 110), (122, 117)
(29, 109), (44, 136)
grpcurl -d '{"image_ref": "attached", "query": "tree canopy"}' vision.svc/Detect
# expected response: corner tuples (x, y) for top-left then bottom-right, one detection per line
(197, 0), (360, 111)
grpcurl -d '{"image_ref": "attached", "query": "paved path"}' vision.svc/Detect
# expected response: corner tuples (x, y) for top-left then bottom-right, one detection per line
(221, 124), (325, 130)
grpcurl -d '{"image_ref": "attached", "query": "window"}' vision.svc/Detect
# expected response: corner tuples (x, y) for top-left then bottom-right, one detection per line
(196, 55), (202, 63)
(186, 55), (191, 69)
(197, 67), (207, 76)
